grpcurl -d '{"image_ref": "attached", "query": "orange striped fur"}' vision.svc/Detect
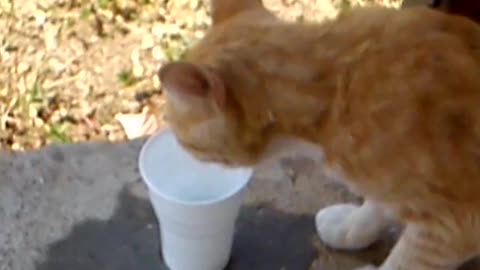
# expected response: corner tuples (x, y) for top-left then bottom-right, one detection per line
(158, 1), (480, 269)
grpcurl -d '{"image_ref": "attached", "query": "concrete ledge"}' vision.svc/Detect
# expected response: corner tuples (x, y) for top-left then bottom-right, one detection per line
(1, 139), (478, 270)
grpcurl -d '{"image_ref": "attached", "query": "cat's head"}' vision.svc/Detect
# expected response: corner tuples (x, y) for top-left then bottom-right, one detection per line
(157, 0), (272, 167)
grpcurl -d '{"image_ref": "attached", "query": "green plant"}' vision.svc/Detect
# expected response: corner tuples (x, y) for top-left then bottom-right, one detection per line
(117, 70), (140, 87)
(47, 123), (72, 143)
(80, 8), (92, 20)
(97, 0), (113, 10)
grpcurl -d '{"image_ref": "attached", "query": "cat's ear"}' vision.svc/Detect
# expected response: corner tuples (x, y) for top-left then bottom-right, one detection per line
(211, 0), (265, 25)
(158, 62), (226, 108)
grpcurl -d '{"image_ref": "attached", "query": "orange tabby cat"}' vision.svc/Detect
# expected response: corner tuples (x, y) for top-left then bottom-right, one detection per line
(157, 0), (480, 269)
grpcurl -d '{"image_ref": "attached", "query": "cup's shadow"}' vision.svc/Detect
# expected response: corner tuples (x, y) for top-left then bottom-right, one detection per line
(228, 203), (317, 270)
(35, 186), (318, 270)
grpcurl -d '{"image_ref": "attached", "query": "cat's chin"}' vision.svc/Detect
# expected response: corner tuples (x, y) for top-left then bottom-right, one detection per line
(260, 135), (325, 163)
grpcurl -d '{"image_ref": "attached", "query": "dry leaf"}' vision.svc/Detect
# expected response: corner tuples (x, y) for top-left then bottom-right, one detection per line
(44, 23), (60, 51)
(115, 106), (160, 139)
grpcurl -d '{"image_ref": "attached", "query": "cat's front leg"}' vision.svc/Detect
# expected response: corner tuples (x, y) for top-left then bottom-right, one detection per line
(355, 223), (475, 270)
(315, 200), (394, 250)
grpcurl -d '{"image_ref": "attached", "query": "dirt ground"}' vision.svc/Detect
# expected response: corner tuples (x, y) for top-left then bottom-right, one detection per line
(0, 0), (402, 151)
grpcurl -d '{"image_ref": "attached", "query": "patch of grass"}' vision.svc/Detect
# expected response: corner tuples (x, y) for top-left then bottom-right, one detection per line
(17, 77), (45, 114)
(47, 123), (72, 143)
(97, 0), (113, 10)
(66, 17), (76, 27)
(80, 8), (92, 20)
(161, 37), (191, 62)
(163, 45), (185, 61)
(28, 79), (44, 103)
(117, 70), (140, 87)
(336, 0), (353, 14)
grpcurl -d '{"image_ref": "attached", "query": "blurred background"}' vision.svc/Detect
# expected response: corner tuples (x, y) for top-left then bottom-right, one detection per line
(0, 0), (402, 151)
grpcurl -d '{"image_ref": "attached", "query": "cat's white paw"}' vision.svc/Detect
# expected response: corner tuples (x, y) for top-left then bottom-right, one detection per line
(315, 203), (382, 250)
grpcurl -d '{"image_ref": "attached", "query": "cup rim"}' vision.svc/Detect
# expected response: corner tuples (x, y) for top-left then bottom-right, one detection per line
(138, 128), (253, 207)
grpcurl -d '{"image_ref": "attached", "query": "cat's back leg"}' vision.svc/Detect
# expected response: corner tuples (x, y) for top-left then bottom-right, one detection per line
(356, 209), (480, 270)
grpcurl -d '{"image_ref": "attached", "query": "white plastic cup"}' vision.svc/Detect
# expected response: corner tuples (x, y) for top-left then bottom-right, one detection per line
(138, 129), (253, 270)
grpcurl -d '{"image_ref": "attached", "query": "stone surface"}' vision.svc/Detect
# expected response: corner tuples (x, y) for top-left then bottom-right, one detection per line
(1, 139), (479, 270)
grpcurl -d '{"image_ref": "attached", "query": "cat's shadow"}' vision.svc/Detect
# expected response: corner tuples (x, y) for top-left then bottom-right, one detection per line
(33, 185), (480, 270)
(34, 186), (318, 270)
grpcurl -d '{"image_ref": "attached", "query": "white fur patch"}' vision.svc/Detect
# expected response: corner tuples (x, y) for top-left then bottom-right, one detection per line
(316, 202), (390, 250)
(259, 136), (325, 163)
